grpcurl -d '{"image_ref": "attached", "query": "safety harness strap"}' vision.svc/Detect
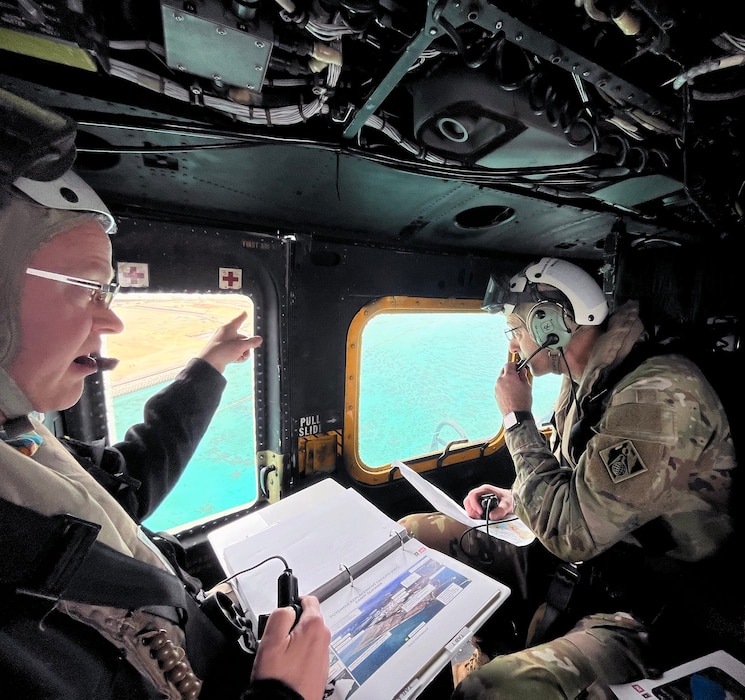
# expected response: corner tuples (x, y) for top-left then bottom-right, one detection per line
(526, 562), (580, 646)
(0, 497), (189, 617)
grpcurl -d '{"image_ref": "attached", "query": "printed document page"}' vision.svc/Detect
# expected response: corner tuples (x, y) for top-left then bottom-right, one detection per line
(322, 538), (509, 700)
(610, 650), (745, 699)
(394, 460), (535, 546)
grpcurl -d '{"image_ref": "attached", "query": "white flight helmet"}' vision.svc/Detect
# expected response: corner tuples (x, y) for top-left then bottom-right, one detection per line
(13, 170), (116, 234)
(483, 256), (608, 325)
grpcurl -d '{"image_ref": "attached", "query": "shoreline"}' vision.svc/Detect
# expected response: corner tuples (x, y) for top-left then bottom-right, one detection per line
(106, 294), (254, 392)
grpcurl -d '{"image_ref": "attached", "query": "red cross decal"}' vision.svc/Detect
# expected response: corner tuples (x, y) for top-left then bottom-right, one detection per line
(222, 270), (240, 287)
(122, 265), (145, 283)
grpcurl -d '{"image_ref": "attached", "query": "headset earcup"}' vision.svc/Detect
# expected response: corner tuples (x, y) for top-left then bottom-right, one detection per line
(526, 302), (573, 348)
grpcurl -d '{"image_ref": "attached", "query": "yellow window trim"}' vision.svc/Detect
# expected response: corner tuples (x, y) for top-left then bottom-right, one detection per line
(343, 296), (506, 484)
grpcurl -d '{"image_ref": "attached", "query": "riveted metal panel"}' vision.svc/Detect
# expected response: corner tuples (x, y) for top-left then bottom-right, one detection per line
(160, 0), (273, 90)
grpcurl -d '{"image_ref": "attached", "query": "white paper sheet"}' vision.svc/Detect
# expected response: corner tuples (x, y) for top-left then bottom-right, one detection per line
(394, 460), (535, 546)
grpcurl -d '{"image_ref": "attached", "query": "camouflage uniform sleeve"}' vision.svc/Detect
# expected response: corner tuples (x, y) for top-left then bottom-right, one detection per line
(506, 355), (735, 562)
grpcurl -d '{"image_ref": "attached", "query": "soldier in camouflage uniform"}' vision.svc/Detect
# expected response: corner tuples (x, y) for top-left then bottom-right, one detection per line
(400, 257), (738, 699)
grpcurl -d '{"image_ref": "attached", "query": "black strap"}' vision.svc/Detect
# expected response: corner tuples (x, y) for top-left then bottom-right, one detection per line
(0, 497), (189, 616)
(0, 415), (35, 438)
(527, 562), (580, 646)
(59, 436), (142, 497)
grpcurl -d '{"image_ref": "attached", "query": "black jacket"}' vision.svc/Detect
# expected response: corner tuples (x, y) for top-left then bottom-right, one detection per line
(0, 359), (301, 700)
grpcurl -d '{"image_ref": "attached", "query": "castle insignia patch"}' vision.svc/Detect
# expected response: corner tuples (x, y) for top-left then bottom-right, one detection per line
(599, 440), (647, 483)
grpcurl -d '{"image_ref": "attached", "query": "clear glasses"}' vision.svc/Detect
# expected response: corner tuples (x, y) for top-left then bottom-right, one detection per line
(25, 267), (119, 308)
(504, 324), (525, 341)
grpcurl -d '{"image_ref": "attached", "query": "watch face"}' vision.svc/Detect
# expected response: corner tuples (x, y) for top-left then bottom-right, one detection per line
(505, 411), (531, 431)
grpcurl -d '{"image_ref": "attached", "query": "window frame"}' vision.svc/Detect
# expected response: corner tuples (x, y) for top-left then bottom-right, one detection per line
(103, 291), (261, 532)
(343, 296), (510, 484)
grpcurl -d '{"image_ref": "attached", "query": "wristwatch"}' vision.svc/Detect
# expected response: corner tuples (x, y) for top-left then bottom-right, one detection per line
(503, 410), (534, 432)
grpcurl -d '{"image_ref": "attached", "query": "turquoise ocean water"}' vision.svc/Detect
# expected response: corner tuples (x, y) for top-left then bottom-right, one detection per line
(115, 316), (561, 531)
(113, 361), (257, 532)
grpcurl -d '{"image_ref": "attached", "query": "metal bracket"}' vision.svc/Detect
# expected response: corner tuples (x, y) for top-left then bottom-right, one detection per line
(343, 0), (675, 140)
(257, 450), (283, 502)
(436, 438), (469, 468)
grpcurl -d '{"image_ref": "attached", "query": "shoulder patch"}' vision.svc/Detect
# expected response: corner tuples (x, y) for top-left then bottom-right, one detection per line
(600, 440), (648, 483)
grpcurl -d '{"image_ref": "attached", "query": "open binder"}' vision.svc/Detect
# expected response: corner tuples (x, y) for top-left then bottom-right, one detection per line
(209, 478), (510, 700)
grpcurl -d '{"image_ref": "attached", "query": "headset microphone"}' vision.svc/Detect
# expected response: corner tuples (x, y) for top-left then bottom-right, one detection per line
(516, 333), (560, 371)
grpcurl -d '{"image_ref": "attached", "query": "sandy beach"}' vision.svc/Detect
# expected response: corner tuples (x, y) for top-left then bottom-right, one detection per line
(105, 295), (254, 393)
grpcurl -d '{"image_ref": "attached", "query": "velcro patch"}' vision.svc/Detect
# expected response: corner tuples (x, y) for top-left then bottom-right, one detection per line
(600, 440), (647, 483)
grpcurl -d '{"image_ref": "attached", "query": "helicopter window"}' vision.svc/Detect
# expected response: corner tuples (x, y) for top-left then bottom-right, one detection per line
(345, 297), (561, 477)
(105, 293), (258, 531)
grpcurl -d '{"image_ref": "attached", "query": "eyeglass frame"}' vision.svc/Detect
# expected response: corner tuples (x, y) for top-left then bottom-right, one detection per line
(25, 267), (119, 308)
(504, 324), (526, 341)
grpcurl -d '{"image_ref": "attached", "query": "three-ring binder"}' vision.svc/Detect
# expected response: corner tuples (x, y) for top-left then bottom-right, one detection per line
(314, 527), (410, 601)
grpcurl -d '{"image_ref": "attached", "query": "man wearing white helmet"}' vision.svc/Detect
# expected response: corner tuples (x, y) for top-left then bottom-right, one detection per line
(0, 169), (331, 699)
(401, 257), (737, 699)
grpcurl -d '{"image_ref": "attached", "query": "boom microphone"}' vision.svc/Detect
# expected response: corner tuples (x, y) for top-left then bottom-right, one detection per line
(516, 333), (560, 371)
